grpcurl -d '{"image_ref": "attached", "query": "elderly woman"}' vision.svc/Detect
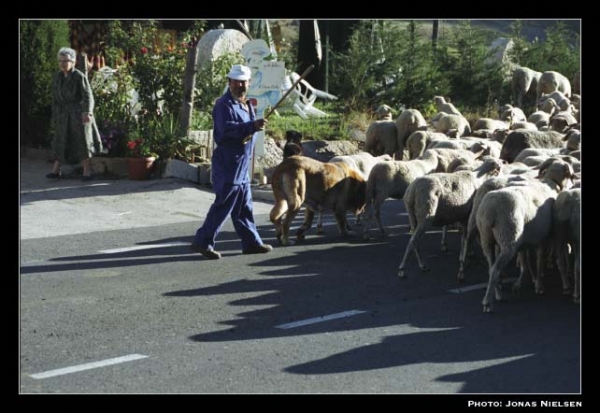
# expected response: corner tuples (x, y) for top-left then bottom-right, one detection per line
(46, 47), (98, 181)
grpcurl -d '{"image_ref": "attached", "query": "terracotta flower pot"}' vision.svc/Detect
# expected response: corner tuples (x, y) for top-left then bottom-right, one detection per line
(126, 156), (156, 180)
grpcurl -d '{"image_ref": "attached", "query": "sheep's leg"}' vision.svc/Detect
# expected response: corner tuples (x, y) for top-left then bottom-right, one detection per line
(361, 202), (376, 240)
(482, 247), (516, 313)
(316, 211), (324, 235)
(297, 208), (315, 241)
(555, 240), (572, 295)
(512, 251), (530, 298)
(398, 221), (430, 278)
(355, 210), (362, 227)
(457, 223), (476, 284)
(440, 225), (448, 252)
(534, 244), (548, 295)
(374, 199), (387, 239)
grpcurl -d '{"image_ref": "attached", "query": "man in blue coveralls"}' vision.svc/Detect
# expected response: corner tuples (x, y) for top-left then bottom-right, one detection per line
(191, 64), (273, 259)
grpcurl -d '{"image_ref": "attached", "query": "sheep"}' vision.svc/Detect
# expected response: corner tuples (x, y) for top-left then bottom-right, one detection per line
(431, 112), (471, 137)
(405, 130), (450, 160)
(457, 171), (538, 284)
(429, 147), (486, 172)
(527, 111), (551, 127)
(398, 157), (503, 278)
(362, 149), (439, 240)
(537, 91), (571, 111)
(537, 70), (572, 98)
(552, 188), (581, 303)
(433, 96), (462, 115)
(549, 111), (578, 133)
(374, 104), (394, 120)
(490, 128), (511, 144)
(499, 129), (565, 163)
(513, 147), (563, 163)
(511, 66), (542, 108)
(472, 118), (509, 131)
(500, 106), (527, 125)
(468, 140), (503, 159)
(325, 152), (394, 231)
(510, 121), (538, 131)
(395, 109), (428, 160)
(562, 129), (581, 152)
(476, 159), (575, 312)
(365, 120), (398, 157)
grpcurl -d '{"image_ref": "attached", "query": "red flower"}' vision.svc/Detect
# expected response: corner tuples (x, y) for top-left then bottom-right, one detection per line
(140, 47), (148, 54)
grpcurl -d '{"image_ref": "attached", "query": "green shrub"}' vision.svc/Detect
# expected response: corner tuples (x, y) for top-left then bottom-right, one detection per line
(20, 20), (70, 148)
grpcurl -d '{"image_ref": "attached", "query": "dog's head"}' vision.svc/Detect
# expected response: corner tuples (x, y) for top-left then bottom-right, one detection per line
(285, 130), (303, 145)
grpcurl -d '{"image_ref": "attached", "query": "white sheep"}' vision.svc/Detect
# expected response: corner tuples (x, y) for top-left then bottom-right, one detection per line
(364, 120), (398, 157)
(537, 70), (572, 98)
(405, 130), (450, 160)
(476, 159), (575, 312)
(510, 121), (538, 131)
(429, 147), (486, 172)
(430, 112), (471, 137)
(362, 149), (439, 240)
(395, 109), (428, 160)
(552, 188), (581, 303)
(527, 111), (551, 127)
(472, 118), (509, 131)
(398, 157), (503, 278)
(374, 104), (394, 120)
(323, 152), (394, 231)
(500, 106), (527, 125)
(511, 67), (542, 108)
(457, 171), (538, 284)
(499, 129), (566, 163)
(433, 96), (462, 115)
(537, 90), (571, 111)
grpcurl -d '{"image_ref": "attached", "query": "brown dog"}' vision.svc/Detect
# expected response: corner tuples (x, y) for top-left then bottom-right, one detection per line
(270, 155), (367, 245)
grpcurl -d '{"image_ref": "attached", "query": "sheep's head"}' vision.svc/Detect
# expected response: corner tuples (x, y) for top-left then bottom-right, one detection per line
(538, 159), (575, 191)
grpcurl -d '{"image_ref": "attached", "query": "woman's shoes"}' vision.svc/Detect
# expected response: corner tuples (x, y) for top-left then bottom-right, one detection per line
(45, 172), (61, 179)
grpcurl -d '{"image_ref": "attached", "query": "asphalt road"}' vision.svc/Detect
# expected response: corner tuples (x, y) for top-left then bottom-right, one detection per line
(19, 158), (582, 397)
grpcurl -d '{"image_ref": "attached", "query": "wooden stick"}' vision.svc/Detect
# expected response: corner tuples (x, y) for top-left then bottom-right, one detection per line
(243, 64), (315, 144)
(264, 64), (315, 119)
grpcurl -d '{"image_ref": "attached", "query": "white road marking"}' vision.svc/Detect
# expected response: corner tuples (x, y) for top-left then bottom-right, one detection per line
(448, 277), (517, 294)
(99, 242), (189, 254)
(21, 183), (111, 194)
(117, 211), (133, 216)
(30, 354), (149, 379)
(275, 310), (367, 329)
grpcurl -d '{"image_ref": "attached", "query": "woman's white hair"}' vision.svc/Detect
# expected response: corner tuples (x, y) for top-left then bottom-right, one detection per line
(57, 47), (76, 62)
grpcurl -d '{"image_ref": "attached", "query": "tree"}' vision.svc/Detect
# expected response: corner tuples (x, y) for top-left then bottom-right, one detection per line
(20, 20), (70, 148)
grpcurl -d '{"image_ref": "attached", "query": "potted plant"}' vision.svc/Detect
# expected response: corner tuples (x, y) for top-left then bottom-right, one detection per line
(125, 127), (158, 180)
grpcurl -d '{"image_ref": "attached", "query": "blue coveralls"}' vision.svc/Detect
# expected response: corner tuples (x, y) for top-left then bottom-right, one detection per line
(193, 89), (265, 251)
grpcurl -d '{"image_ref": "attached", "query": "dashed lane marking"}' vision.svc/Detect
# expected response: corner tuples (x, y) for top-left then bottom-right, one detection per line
(30, 354), (149, 379)
(275, 310), (367, 329)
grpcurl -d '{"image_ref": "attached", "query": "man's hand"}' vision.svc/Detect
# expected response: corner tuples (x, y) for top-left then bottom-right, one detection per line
(254, 118), (267, 131)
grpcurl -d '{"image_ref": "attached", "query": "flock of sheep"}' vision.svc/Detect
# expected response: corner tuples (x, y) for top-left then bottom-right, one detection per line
(270, 67), (581, 313)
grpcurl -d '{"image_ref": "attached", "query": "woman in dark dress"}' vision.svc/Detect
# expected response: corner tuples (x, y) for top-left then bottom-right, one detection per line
(46, 47), (96, 181)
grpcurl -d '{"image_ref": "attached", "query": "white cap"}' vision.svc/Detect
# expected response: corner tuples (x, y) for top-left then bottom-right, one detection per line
(227, 64), (252, 81)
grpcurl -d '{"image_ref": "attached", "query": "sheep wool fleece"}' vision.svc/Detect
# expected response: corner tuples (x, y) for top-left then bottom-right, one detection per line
(193, 89), (264, 251)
